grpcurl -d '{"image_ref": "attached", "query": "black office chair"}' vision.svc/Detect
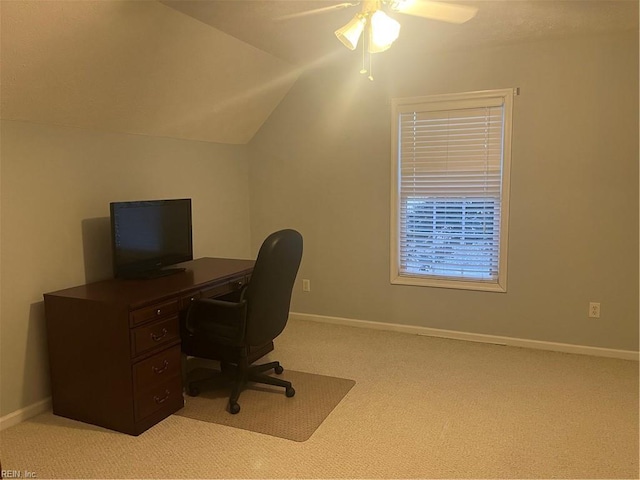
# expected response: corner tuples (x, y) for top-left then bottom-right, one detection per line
(181, 229), (303, 414)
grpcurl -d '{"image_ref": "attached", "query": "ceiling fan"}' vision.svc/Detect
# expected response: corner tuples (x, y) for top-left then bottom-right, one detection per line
(281, 0), (478, 79)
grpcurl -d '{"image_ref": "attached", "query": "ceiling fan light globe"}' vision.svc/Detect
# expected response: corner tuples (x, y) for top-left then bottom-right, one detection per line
(388, 0), (416, 11)
(369, 10), (401, 52)
(335, 14), (366, 50)
(389, 0), (478, 24)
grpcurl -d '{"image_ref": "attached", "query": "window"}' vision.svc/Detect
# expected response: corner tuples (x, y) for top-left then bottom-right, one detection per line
(391, 89), (514, 292)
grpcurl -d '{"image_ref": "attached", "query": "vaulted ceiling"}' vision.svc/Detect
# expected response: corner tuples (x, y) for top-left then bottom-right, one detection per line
(162, 0), (639, 65)
(1, 1), (637, 145)
(1, 1), (299, 144)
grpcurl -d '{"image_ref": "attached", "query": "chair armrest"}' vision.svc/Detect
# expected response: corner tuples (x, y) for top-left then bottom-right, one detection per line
(185, 298), (248, 345)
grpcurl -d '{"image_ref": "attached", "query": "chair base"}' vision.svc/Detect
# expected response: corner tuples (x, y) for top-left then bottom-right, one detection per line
(186, 360), (295, 414)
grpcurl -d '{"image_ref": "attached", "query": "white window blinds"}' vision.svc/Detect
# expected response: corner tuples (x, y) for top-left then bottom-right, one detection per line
(391, 90), (513, 291)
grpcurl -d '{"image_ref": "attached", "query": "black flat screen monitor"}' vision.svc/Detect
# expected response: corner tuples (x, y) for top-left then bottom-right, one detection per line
(110, 198), (193, 279)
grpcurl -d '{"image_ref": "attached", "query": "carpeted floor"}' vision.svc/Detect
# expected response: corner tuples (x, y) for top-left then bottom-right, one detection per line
(1, 318), (638, 479)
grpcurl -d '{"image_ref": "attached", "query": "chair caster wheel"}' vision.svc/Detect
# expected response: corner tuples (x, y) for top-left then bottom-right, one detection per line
(229, 402), (240, 414)
(285, 387), (295, 398)
(274, 365), (284, 374)
(187, 385), (200, 397)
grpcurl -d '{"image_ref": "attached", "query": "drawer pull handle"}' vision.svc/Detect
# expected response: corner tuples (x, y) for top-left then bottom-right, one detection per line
(154, 390), (171, 404)
(156, 309), (161, 315)
(150, 328), (168, 342)
(152, 360), (169, 375)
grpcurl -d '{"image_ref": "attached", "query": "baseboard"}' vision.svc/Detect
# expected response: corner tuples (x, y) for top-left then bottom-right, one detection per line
(0, 397), (51, 431)
(2, 317), (636, 432)
(290, 312), (640, 361)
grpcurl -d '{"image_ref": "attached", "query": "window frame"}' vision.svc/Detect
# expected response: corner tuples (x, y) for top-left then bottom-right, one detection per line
(390, 89), (515, 292)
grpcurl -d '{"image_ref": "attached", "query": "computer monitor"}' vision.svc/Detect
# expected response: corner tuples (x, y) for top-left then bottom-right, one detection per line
(109, 198), (193, 279)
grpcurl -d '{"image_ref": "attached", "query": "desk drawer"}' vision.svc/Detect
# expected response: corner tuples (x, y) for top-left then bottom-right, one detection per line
(200, 276), (248, 299)
(133, 345), (181, 392)
(131, 316), (180, 357)
(130, 299), (179, 327)
(179, 277), (248, 309)
(179, 291), (202, 310)
(134, 375), (183, 422)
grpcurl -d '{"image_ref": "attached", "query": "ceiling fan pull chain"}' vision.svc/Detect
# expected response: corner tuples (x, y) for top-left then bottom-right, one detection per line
(367, 18), (374, 81)
(368, 50), (374, 81)
(360, 29), (367, 74)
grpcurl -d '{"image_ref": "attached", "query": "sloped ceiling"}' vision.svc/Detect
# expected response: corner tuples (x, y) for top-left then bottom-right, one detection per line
(0, 0), (299, 144)
(161, 0), (638, 64)
(1, 1), (637, 145)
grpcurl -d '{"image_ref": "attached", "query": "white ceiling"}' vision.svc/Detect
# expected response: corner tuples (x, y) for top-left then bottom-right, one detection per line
(1, 1), (637, 145)
(161, 0), (639, 65)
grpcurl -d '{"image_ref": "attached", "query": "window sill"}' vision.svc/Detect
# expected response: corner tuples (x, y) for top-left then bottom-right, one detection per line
(391, 274), (507, 292)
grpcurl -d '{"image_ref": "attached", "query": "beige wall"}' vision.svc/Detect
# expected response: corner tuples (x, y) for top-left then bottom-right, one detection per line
(248, 30), (639, 351)
(0, 120), (252, 416)
(1, 27), (637, 421)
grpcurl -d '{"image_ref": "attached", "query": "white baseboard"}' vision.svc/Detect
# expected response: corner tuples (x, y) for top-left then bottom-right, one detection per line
(2, 314), (636, 431)
(290, 312), (640, 361)
(0, 397), (51, 431)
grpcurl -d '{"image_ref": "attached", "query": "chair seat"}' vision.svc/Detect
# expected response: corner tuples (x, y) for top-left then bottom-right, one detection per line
(182, 336), (274, 364)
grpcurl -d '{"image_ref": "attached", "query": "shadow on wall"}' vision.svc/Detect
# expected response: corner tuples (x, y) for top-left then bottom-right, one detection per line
(23, 302), (51, 407)
(82, 217), (112, 283)
(16, 220), (111, 416)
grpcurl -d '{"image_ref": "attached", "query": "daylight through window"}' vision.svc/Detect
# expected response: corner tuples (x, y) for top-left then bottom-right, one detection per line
(391, 89), (514, 291)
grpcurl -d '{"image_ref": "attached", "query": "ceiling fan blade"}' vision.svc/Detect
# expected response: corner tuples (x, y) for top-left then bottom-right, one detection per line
(276, 2), (359, 21)
(390, 0), (478, 24)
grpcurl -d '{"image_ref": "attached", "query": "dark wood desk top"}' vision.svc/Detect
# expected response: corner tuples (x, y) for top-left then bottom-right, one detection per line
(43, 257), (255, 309)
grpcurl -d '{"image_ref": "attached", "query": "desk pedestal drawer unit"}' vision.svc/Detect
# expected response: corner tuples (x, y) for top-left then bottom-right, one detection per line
(43, 257), (254, 435)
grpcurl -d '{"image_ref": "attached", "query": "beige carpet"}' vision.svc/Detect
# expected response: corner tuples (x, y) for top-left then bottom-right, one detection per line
(1, 319), (637, 479)
(175, 369), (355, 442)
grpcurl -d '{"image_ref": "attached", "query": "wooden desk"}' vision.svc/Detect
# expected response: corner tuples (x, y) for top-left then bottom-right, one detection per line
(43, 257), (254, 435)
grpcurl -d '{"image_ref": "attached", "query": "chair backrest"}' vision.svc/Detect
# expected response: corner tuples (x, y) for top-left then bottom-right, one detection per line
(243, 229), (303, 346)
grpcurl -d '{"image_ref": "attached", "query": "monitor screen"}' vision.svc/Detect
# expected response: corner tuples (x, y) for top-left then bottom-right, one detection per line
(110, 198), (193, 278)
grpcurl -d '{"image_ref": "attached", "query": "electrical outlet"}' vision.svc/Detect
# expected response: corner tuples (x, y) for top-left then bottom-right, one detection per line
(589, 302), (601, 318)
(302, 279), (311, 292)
